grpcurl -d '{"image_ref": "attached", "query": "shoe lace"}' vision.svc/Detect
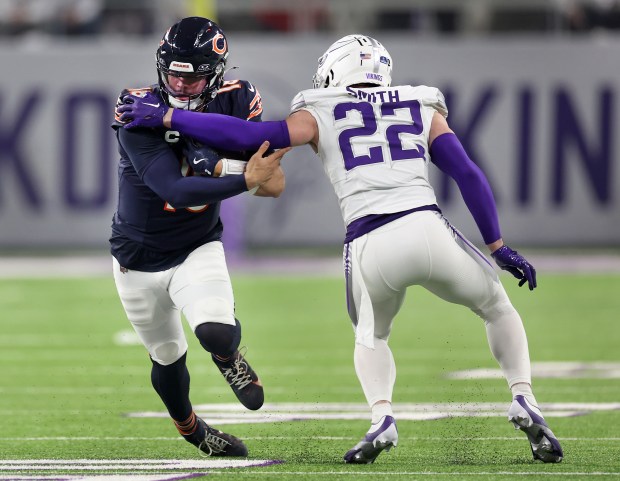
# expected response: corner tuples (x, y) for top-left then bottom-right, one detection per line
(197, 429), (231, 457)
(221, 348), (253, 390)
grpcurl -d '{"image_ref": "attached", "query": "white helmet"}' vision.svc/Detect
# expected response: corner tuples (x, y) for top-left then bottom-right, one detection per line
(312, 34), (393, 89)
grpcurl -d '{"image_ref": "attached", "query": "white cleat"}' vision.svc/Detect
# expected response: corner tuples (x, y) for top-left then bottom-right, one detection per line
(508, 395), (564, 463)
(344, 415), (398, 464)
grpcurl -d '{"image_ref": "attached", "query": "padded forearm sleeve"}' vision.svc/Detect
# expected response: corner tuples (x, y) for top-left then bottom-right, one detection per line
(430, 133), (501, 245)
(171, 110), (291, 151)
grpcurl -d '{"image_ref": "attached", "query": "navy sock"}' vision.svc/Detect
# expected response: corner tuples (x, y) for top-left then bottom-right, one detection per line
(150, 352), (192, 422)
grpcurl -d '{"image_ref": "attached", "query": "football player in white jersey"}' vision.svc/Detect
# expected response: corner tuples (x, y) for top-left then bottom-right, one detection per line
(118, 34), (564, 465)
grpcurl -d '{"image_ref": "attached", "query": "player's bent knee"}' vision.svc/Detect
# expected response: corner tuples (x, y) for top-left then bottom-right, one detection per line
(151, 341), (186, 366)
(194, 318), (241, 358)
(474, 297), (518, 323)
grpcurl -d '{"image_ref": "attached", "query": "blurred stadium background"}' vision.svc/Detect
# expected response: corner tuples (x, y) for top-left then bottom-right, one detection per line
(0, 0), (618, 269)
(1, 2), (619, 479)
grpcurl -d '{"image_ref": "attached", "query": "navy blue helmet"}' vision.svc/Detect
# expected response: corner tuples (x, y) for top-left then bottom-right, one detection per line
(156, 17), (229, 111)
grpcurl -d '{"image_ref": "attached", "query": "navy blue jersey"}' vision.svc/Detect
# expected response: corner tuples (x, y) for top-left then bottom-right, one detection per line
(110, 80), (263, 272)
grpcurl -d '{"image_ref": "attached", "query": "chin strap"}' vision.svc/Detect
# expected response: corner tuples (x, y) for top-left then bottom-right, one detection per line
(168, 95), (203, 111)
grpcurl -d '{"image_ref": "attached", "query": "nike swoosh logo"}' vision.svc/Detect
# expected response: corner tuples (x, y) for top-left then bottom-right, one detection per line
(192, 157), (211, 175)
(143, 102), (160, 108)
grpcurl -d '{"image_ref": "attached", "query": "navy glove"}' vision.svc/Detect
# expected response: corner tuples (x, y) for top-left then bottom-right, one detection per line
(491, 245), (537, 290)
(183, 139), (221, 177)
(116, 90), (167, 129)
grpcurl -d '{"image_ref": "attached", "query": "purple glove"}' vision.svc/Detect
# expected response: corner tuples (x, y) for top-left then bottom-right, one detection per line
(491, 245), (537, 290)
(116, 91), (167, 129)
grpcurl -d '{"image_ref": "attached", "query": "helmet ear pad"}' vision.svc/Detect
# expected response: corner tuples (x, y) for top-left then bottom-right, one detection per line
(156, 17), (229, 110)
(313, 35), (393, 89)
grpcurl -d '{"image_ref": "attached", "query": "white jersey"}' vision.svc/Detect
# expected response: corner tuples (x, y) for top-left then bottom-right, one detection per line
(290, 85), (448, 226)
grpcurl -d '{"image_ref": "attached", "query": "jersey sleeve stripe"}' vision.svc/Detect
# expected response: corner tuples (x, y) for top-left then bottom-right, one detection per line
(247, 107), (263, 120)
(217, 84), (243, 93)
(247, 91), (263, 120)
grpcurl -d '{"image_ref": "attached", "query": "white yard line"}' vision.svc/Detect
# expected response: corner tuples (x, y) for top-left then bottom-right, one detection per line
(1, 401), (619, 422)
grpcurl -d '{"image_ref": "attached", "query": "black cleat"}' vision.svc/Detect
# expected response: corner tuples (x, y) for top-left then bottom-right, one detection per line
(183, 416), (248, 457)
(212, 348), (264, 410)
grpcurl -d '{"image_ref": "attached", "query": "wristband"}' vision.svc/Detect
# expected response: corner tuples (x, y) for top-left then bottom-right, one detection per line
(219, 158), (247, 176)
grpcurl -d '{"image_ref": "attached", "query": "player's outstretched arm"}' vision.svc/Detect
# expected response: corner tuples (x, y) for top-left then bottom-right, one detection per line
(171, 110), (292, 151)
(117, 90), (291, 151)
(117, 90), (318, 152)
(428, 112), (536, 290)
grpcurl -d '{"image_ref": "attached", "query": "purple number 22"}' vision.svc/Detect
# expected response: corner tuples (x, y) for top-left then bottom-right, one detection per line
(334, 100), (426, 171)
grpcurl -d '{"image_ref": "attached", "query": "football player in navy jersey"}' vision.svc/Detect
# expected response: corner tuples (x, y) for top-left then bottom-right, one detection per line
(111, 17), (289, 457)
(118, 34), (563, 465)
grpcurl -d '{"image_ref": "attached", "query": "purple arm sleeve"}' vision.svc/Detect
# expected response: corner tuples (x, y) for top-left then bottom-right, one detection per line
(171, 110), (291, 151)
(430, 133), (501, 245)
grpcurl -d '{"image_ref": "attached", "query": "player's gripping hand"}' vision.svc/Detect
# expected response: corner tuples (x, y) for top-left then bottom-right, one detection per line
(491, 245), (537, 290)
(116, 91), (167, 129)
(244, 141), (290, 191)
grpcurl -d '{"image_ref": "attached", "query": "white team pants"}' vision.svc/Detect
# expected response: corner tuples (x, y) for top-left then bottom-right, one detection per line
(345, 210), (531, 394)
(112, 241), (236, 366)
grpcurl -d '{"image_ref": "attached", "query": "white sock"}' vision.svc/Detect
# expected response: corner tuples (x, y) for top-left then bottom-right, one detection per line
(354, 338), (396, 416)
(371, 402), (394, 424)
(484, 305), (532, 388)
(511, 382), (542, 415)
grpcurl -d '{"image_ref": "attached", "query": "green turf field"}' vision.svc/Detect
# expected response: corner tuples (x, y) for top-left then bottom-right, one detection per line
(1, 272), (619, 480)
